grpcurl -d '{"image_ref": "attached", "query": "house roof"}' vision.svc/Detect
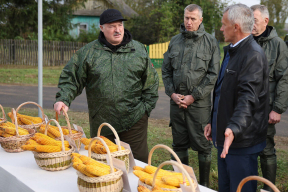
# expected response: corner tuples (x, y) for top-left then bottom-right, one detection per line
(73, 0), (138, 17)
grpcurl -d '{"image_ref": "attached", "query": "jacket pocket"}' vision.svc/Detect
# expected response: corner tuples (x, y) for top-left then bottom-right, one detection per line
(195, 52), (211, 71)
(169, 52), (179, 69)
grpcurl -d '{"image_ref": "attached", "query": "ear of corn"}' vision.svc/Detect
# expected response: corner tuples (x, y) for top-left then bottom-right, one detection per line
(25, 139), (40, 145)
(133, 170), (153, 180)
(99, 136), (116, 146)
(73, 163), (96, 177)
(144, 177), (177, 189)
(72, 156), (83, 164)
(161, 175), (191, 188)
(134, 166), (145, 171)
(0, 126), (29, 135)
(21, 145), (38, 151)
(34, 145), (62, 153)
(47, 127), (61, 138)
(137, 185), (151, 192)
(85, 164), (110, 176)
(80, 138), (92, 145)
(34, 133), (55, 141)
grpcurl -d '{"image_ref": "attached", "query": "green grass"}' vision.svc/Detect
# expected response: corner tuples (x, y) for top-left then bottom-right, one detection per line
(2, 107), (287, 191)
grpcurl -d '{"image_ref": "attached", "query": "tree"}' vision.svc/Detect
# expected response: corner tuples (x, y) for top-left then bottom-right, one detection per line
(0, 0), (86, 40)
(261, 0), (288, 37)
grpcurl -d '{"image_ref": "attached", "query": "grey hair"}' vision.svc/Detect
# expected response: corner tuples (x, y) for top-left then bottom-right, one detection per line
(224, 4), (254, 33)
(184, 4), (203, 18)
(251, 4), (269, 19)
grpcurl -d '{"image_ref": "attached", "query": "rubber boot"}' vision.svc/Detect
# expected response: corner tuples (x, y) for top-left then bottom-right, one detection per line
(171, 150), (189, 165)
(260, 155), (277, 192)
(198, 153), (211, 188)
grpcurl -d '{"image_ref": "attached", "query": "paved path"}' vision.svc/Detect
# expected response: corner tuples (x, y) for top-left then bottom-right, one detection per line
(0, 84), (287, 137)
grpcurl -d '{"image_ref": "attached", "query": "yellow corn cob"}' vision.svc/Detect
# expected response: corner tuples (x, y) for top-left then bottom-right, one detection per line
(80, 138), (92, 145)
(0, 122), (15, 128)
(61, 128), (70, 135)
(71, 129), (78, 134)
(47, 127), (61, 138)
(134, 166), (145, 171)
(78, 155), (115, 171)
(85, 164), (110, 176)
(21, 145), (38, 151)
(72, 153), (81, 157)
(72, 156), (83, 164)
(137, 185), (151, 192)
(34, 137), (59, 146)
(161, 175), (192, 188)
(144, 177), (177, 189)
(17, 114), (42, 124)
(34, 133), (55, 141)
(99, 136), (117, 146)
(133, 170), (153, 181)
(25, 139), (40, 145)
(73, 163), (96, 177)
(1, 127), (29, 135)
(0, 130), (14, 137)
(34, 145), (62, 153)
(150, 170), (182, 180)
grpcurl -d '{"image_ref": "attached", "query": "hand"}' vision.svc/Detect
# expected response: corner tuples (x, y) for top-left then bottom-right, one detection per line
(54, 101), (69, 115)
(221, 128), (234, 158)
(179, 95), (195, 109)
(268, 111), (281, 124)
(171, 93), (185, 108)
(204, 124), (212, 141)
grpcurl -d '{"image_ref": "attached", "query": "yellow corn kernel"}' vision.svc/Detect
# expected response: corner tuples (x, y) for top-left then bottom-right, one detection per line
(1, 127), (29, 135)
(17, 114), (42, 124)
(79, 155), (115, 171)
(134, 166), (145, 171)
(34, 133), (55, 141)
(133, 170), (153, 180)
(99, 136), (117, 146)
(143, 165), (158, 174)
(73, 163), (96, 177)
(61, 128), (70, 135)
(35, 137), (59, 146)
(72, 153), (81, 157)
(137, 185), (151, 192)
(80, 138), (92, 145)
(145, 177), (177, 189)
(47, 127), (61, 138)
(0, 130), (14, 138)
(21, 145), (38, 151)
(72, 156), (83, 164)
(85, 165), (110, 176)
(25, 139), (40, 145)
(34, 145), (61, 153)
(161, 175), (191, 188)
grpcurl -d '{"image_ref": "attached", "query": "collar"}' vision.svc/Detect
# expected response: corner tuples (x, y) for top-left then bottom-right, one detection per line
(230, 35), (250, 47)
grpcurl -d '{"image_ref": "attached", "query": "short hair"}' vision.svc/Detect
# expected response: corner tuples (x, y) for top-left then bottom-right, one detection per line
(224, 4), (254, 33)
(251, 4), (270, 19)
(184, 4), (203, 18)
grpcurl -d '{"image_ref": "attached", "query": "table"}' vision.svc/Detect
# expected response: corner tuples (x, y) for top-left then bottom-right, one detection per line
(0, 147), (216, 192)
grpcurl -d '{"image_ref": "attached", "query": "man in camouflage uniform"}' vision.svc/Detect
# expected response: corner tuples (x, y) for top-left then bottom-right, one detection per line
(251, 5), (288, 191)
(162, 4), (220, 187)
(54, 9), (159, 163)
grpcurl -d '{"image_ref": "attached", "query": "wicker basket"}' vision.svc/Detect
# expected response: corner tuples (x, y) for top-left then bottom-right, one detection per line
(138, 144), (198, 192)
(55, 108), (83, 151)
(15, 101), (46, 130)
(0, 104), (6, 124)
(77, 137), (124, 192)
(33, 119), (75, 171)
(142, 160), (196, 192)
(91, 122), (131, 172)
(0, 108), (35, 153)
(236, 176), (280, 192)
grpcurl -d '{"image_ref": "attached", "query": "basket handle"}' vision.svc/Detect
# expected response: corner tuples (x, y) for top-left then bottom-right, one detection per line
(236, 176), (280, 192)
(148, 144), (183, 167)
(55, 107), (73, 135)
(16, 101), (45, 121)
(11, 108), (19, 137)
(88, 137), (115, 174)
(97, 123), (122, 151)
(0, 104), (6, 122)
(153, 160), (195, 192)
(44, 119), (66, 152)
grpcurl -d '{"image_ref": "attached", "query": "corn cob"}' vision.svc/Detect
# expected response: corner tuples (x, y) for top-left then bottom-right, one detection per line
(0, 122), (15, 128)
(80, 138), (92, 145)
(78, 155), (116, 171)
(161, 175), (192, 188)
(99, 136), (117, 146)
(34, 137), (60, 146)
(73, 163), (96, 177)
(0, 130), (14, 137)
(150, 170), (182, 179)
(134, 166), (145, 171)
(17, 114), (42, 124)
(85, 164), (110, 176)
(1, 127), (29, 135)
(72, 156), (83, 164)
(72, 153), (81, 157)
(34, 133), (55, 141)
(47, 127), (61, 138)
(133, 170), (153, 181)
(21, 145), (38, 151)
(61, 128), (70, 135)
(138, 185), (151, 192)
(144, 177), (177, 189)
(34, 145), (62, 153)
(38, 127), (57, 139)
(25, 139), (40, 145)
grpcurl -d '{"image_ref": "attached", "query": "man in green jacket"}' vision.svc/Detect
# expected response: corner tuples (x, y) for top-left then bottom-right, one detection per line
(54, 9), (159, 163)
(162, 4), (220, 187)
(251, 5), (288, 191)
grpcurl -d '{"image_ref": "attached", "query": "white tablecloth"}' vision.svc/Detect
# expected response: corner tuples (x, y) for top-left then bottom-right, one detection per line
(0, 147), (216, 192)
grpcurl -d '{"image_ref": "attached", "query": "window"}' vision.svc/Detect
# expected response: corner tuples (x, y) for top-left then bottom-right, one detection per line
(78, 23), (88, 35)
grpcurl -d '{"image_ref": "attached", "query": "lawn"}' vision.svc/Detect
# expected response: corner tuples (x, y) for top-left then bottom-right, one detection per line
(2, 107), (288, 191)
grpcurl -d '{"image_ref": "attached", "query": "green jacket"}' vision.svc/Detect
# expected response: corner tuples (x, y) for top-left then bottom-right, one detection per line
(256, 26), (288, 114)
(56, 40), (159, 137)
(162, 23), (220, 107)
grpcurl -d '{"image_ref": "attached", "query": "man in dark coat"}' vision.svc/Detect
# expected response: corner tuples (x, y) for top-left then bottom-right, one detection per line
(204, 4), (269, 192)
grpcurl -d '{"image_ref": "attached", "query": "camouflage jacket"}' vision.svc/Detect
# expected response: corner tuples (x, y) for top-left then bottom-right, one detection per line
(162, 23), (220, 107)
(255, 26), (288, 114)
(56, 40), (159, 136)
